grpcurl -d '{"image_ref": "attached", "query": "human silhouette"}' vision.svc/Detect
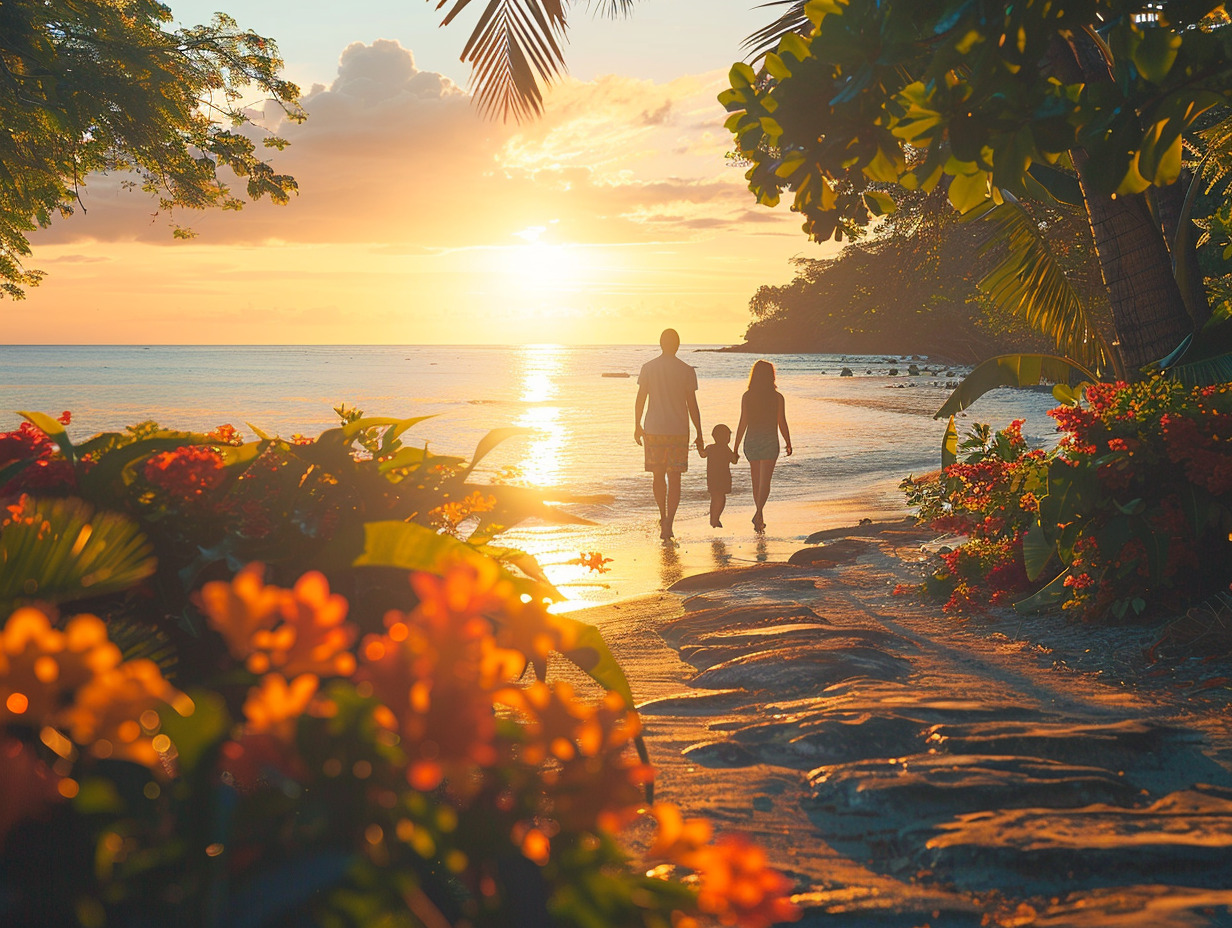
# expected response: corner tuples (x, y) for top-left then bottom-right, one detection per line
(733, 359), (792, 532)
(700, 423), (739, 528)
(634, 329), (704, 540)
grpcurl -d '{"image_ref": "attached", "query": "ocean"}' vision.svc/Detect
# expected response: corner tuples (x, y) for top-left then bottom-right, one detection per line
(0, 345), (1061, 608)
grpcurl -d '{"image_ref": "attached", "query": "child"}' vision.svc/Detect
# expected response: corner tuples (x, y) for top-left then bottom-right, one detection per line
(700, 424), (739, 528)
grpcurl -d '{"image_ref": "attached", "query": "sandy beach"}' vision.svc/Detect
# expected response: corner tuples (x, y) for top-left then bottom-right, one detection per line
(564, 520), (1232, 927)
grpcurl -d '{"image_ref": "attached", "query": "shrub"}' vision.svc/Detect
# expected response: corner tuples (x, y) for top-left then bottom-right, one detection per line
(904, 379), (1232, 622)
(0, 411), (800, 928)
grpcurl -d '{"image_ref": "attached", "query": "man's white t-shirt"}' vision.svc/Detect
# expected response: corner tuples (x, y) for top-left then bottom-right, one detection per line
(639, 354), (698, 436)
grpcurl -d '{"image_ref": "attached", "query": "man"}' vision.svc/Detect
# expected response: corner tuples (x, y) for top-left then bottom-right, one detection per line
(634, 328), (704, 540)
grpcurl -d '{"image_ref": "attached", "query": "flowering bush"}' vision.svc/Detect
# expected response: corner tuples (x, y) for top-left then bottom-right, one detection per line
(904, 379), (1232, 623)
(0, 411), (800, 927)
(901, 420), (1048, 613)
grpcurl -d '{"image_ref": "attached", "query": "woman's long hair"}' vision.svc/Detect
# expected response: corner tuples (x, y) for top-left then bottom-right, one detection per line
(748, 359), (776, 393)
(746, 360), (777, 426)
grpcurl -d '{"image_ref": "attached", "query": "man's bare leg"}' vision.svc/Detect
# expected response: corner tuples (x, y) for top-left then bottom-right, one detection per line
(663, 471), (682, 539)
(651, 468), (668, 528)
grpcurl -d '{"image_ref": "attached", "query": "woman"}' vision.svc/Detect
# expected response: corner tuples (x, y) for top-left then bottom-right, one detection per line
(733, 359), (792, 532)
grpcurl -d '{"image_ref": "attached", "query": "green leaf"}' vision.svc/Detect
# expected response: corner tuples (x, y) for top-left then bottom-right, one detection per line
(158, 688), (231, 776)
(935, 354), (1099, 419)
(1132, 26), (1181, 84)
(763, 53), (791, 80)
(18, 411), (75, 463)
(553, 614), (636, 708)
(941, 416), (958, 469)
(1014, 569), (1070, 613)
(947, 169), (990, 213)
(462, 427), (536, 479)
(729, 62), (756, 88)
(354, 520), (558, 601)
(1022, 517), (1053, 581)
(863, 190), (897, 216)
(0, 497), (156, 609)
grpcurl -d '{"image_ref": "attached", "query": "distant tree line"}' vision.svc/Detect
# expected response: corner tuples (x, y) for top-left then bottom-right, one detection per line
(732, 189), (1110, 364)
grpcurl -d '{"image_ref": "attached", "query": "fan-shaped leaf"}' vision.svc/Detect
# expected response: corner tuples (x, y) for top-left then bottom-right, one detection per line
(0, 497), (156, 609)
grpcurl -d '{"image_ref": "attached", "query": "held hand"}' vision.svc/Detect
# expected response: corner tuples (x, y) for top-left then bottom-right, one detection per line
(634, 424), (644, 446)
(695, 435), (705, 454)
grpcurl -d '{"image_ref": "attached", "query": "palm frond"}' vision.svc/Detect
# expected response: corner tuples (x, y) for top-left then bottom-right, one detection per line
(744, 0), (809, 62)
(586, 0), (636, 16)
(0, 496), (156, 611)
(966, 198), (1114, 375)
(437, 0), (570, 121)
(1198, 115), (1232, 195)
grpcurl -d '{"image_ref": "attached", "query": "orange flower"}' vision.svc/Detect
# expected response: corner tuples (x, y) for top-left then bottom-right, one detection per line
(62, 659), (193, 768)
(197, 565), (357, 679)
(241, 673), (319, 741)
(1, 608), (122, 727)
(249, 571), (356, 678)
(649, 805), (800, 928)
(195, 563), (281, 661)
(500, 684), (650, 834)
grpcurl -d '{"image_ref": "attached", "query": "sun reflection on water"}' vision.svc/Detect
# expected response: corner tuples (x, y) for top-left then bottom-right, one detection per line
(514, 344), (567, 488)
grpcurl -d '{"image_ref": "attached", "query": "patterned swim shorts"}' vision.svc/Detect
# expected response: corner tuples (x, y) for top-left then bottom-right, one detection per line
(644, 433), (689, 473)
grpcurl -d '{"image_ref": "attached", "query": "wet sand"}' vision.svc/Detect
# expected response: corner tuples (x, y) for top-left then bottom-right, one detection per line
(559, 520), (1232, 927)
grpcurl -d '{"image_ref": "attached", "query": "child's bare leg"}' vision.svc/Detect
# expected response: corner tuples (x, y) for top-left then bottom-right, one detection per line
(710, 494), (725, 528)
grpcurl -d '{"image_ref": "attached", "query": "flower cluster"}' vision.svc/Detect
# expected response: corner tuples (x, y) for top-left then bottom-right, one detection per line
(0, 414), (76, 496)
(0, 607), (192, 846)
(142, 445), (227, 508)
(907, 378), (1232, 623)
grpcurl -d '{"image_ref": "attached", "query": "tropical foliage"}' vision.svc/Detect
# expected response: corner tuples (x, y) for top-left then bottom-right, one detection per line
(904, 378), (1232, 623)
(0, 410), (800, 927)
(722, 0), (1232, 374)
(0, 0), (302, 297)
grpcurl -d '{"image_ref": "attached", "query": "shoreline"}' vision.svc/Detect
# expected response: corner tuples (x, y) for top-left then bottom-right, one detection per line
(565, 520), (1232, 926)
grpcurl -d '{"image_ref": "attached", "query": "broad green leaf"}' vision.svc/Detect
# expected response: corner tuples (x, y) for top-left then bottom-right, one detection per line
(18, 411), (75, 463)
(553, 613), (635, 708)
(775, 151), (806, 179)
(729, 62), (756, 88)
(805, 0), (848, 26)
(462, 427), (536, 479)
(157, 688), (230, 776)
(354, 520), (557, 601)
(863, 146), (902, 183)
(0, 497), (156, 609)
(941, 416), (958, 469)
(863, 190), (897, 216)
(1014, 569), (1070, 613)
(1022, 518), (1053, 581)
(778, 33), (812, 63)
(1132, 26), (1181, 84)
(947, 169), (991, 213)
(935, 354), (1098, 419)
(763, 53), (791, 80)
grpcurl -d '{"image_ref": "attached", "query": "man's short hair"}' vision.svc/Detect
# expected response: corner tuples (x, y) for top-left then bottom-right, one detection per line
(660, 329), (681, 353)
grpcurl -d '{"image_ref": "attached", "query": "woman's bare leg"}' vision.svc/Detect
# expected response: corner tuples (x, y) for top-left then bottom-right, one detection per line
(751, 459), (776, 529)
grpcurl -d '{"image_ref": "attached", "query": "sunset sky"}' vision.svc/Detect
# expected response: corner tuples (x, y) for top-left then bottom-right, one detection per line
(15, 0), (838, 345)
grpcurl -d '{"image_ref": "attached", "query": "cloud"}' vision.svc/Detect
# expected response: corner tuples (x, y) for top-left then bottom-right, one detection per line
(32, 41), (798, 252)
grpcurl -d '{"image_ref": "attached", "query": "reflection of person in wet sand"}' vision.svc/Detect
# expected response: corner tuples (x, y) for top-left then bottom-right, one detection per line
(733, 359), (792, 533)
(634, 328), (704, 541)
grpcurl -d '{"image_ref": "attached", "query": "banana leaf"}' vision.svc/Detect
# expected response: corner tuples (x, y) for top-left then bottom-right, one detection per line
(935, 354), (1099, 419)
(1150, 321), (1232, 386)
(1014, 569), (1070, 613)
(0, 496), (156, 609)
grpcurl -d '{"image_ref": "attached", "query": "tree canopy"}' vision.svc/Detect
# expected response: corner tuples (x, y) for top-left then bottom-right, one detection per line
(722, 0), (1232, 372)
(0, 0), (302, 297)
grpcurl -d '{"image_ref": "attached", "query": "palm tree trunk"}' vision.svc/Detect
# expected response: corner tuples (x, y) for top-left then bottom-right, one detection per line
(1054, 33), (1197, 373)
(1073, 152), (1196, 370)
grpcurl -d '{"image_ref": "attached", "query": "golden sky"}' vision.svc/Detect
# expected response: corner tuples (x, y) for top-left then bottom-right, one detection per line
(15, 7), (838, 345)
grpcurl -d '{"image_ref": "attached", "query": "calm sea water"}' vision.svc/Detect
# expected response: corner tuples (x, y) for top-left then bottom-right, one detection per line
(0, 345), (1060, 608)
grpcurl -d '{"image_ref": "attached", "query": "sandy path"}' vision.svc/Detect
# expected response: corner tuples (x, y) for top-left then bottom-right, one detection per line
(562, 522), (1232, 927)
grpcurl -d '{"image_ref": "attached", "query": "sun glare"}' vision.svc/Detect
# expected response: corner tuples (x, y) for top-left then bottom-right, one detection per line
(514, 344), (567, 487)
